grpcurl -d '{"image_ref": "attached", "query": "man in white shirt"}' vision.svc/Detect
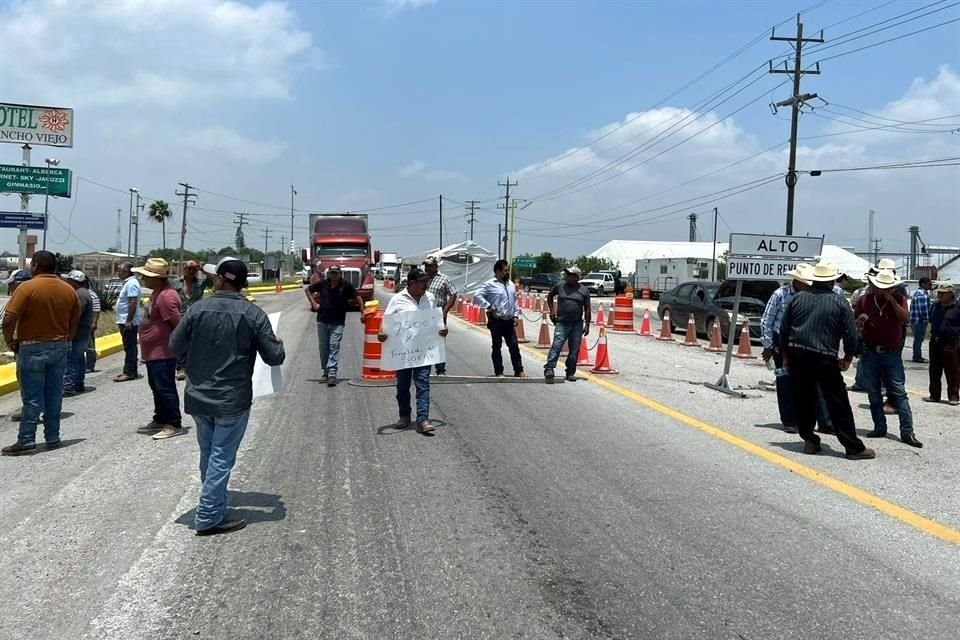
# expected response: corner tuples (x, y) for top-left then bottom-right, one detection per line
(473, 259), (526, 378)
(379, 268), (448, 434)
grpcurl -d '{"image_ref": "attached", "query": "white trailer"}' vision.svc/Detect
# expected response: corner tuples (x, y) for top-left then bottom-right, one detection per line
(633, 257), (714, 296)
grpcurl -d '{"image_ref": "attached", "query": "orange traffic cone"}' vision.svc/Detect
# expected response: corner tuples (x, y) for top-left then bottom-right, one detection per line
(657, 310), (675, 342)
(637, 309), (653, 336)
(681, 314), (699, 347)
(704, 319), (724, 352)
(590, 327), (619, 375)
(577, 334), (594, 367)
(515, 316), (529, 344)
(535, 315), (552, 349)
(734, 320), (755, 359)
(595, 303), (606, 327)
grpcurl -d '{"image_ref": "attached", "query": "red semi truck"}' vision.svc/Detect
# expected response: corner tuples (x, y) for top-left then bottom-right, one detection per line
(302, 213), (375, 305)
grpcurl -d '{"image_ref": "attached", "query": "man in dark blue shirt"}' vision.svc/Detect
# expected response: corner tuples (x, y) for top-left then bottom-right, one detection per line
(925, 282), (959, 405)
(306, 265), (364, 387)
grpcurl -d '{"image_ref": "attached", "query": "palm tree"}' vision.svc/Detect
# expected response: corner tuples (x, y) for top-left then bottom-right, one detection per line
(147, 200), (173, 250)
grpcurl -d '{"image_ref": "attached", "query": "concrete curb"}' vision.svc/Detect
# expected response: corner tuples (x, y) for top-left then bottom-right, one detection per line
(0, 331), (125, 398)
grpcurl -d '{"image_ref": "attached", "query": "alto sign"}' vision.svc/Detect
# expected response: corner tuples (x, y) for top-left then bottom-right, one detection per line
(728, 233), (822, 259)
(726, 233), (823, 282)
(0, 102), (74, 148)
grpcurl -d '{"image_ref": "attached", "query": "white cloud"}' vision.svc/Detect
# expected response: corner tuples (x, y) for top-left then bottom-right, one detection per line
(180, 127), (287, 163)
(0, 0), (322, 108)
(381, 0), (437, 16)
(508, 67), (960, 258)
(397, 160), (460, 182)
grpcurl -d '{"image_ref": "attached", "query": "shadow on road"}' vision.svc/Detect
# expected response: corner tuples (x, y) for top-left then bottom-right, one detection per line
(376, 420), (448, 436)
(45, 438), (85, 451)
(174, 490), (287, 529)
(768, 440), (848, 459)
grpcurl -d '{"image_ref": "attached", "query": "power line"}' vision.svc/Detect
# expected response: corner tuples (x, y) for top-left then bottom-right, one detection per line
(813, 15), (960, 64)
(826, 103), (960, 127)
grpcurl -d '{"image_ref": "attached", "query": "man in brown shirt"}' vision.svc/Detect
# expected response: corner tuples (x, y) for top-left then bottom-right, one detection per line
(2, 251), (80, 456)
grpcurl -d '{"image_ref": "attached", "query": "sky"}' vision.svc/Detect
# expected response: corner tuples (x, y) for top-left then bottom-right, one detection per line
(0, 0), (957, 263)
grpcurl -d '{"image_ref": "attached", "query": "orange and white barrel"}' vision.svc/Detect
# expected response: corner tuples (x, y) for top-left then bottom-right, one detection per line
(612, 295), (634, 333)
(362, 311), (396, 381)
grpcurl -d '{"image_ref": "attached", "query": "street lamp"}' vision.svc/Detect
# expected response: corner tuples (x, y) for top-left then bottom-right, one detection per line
(42, 158), (60, 251)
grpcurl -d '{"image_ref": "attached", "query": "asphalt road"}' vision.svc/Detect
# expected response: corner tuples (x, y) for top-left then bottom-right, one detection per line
(1, 290), (958, 640)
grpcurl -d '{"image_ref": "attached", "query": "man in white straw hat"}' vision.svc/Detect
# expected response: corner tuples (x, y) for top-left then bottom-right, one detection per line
(779, 262), (875, 460)
(132, 258), (184, 440)
(925, 281), (959, 405)
(760, 263), (833, 434)
(854, 269), (923, 448)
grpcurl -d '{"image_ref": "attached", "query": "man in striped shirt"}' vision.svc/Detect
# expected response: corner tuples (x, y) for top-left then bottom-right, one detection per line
(85, 278), (101, 373)
(423, 256), (458, 376)
(910, 277), (933, 363)
(780, 262), (874, 460)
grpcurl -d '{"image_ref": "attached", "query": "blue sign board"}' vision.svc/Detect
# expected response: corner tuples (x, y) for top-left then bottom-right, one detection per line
(0, 211), (45, 229)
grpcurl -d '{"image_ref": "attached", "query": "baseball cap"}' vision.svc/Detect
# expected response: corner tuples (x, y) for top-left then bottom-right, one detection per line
(423, 256), (439, 266)
(936, 281), (955, 293)
(406, 267), (429, 282)
(327, 264), (342, 273)
(563, 265), (582, 276)
(203, 256), (248, 287)
(1, 269), (31, 285)
(61, 269), (87, 283)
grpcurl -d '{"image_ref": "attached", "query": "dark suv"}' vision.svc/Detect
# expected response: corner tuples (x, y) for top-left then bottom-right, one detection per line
(520, 273), (561, 292)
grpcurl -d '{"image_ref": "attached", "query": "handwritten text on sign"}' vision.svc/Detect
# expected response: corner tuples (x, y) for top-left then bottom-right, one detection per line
(380, 307), (446, 370)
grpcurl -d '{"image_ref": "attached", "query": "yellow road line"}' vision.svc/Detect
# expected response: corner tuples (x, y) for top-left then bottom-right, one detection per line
(451, 313), (960, 546)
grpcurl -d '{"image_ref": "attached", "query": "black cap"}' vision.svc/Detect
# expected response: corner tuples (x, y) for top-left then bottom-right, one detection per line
(406, 267), (428, 282)
(217, 259), (248, 288)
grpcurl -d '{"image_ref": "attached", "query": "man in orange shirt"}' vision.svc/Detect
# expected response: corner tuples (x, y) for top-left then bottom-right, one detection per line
(1, 251), (80, 456)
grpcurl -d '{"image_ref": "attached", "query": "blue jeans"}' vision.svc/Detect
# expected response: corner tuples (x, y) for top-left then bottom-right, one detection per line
(545, 321), (583, 376)
(194, 411), (251, 531)
(317, 322), (344, 378)
(63, 334), (88, 392)
(16, 342), (70, 445)
(912, 322), (927, 361)
(119, 325), (139, 377)
(396, 366), (431, 425)
(146, 358), (182, 427)
(861, 348), (914, 437)
(85, 333), (97, 372)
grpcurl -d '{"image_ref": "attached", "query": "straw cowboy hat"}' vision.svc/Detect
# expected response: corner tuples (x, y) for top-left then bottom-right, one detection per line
(807, 261), (840, 282)
(867, 269), (902, 290)
(132, 258), (172, 279)
(785, 262), (812, 282)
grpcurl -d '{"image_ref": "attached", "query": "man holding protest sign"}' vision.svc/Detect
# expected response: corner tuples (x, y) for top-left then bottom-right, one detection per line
(379, 268), (448, 434)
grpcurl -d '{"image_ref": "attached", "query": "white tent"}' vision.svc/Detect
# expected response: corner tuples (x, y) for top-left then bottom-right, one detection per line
(938, 255), (960, 282)
(398, 240), (497, 295)
(589, 240), (873, 279)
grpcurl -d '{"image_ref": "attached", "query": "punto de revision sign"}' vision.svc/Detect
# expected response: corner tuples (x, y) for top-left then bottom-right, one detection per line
(0, 102), (74, 148)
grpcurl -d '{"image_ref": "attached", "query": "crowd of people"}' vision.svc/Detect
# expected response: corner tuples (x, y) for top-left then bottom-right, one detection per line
(762, 258), (958, 460)
(1, 252), (285, 537)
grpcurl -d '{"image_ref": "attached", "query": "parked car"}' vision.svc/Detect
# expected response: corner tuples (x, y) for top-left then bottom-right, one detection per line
(247, 273), (263, 286)
(580, 272), (616, 296)
(520, 273), (561, 292)
(657, 279), (778, 340)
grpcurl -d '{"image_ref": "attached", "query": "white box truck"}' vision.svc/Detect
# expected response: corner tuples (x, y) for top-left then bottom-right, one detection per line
(633, 257), (714, 297)
(379, 252), (400, 281)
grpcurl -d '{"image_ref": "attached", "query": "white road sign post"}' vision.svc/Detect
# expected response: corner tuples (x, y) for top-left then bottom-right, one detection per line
(705, 232), (824, 397)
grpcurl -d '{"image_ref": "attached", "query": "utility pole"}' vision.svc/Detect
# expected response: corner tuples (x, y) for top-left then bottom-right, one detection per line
(175, 183), (197, 275)
(262, 227), (272, 278)
(115, 208), (123, 252)
(687, 213), (698, 242)
(439, 194), (443, 250)
(498, 177), (518, 259)
(711, 207), (718, 281)
(127, 187), (137, 259)
(770, 14), (823, 236)
(872, 238), (882, 266)
(867, 209), (875, 261)
(290, 185), (296, 274)
(497, 224), (501, 260)
(17, 144), (32, 269)
(465, 200), (479, 241)
(234, 211), (248, 249)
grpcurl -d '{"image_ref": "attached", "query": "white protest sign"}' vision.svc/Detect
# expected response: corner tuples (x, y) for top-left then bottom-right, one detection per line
(252, 312), (284, 399)
(380, 307), (446, 371)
